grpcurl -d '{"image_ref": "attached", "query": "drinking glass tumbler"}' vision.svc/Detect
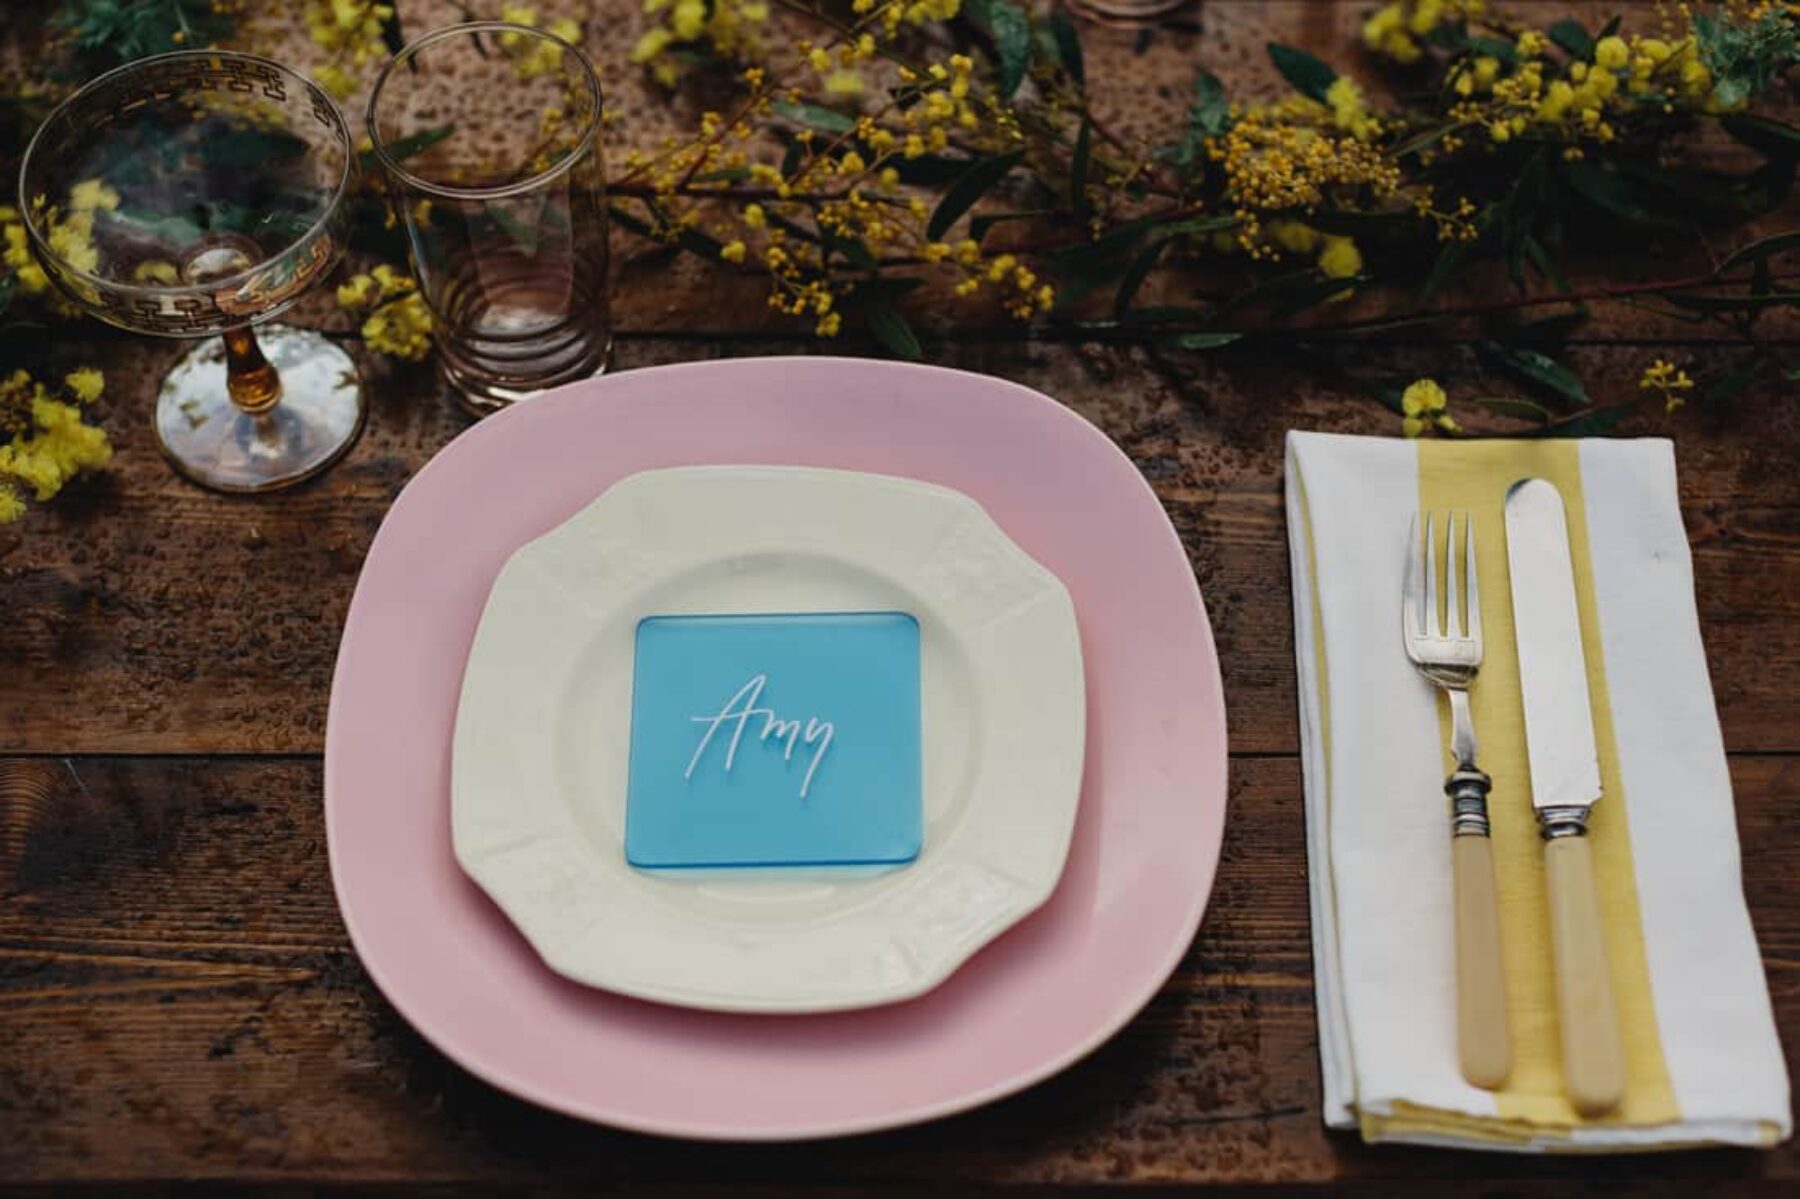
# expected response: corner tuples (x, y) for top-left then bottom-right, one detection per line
(367, 22), (610, 415)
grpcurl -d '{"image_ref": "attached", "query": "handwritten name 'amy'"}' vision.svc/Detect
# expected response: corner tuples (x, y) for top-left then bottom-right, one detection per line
(684, 674), (835, 799)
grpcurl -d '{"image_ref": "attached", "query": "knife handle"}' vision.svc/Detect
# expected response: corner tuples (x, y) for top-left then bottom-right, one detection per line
(1453, 832), (1511, 1090)
(1545, 833), (1625, 1117)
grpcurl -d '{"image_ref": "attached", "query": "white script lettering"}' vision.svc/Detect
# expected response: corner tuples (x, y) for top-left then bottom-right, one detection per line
(685, 674), (835, 799)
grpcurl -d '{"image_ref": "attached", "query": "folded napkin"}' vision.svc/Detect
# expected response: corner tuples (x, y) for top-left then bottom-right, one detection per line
(1286, 431), (1790, 1151)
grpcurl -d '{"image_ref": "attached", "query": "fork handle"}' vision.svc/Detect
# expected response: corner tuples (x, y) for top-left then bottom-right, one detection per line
(1448, 768), (1510, 1090)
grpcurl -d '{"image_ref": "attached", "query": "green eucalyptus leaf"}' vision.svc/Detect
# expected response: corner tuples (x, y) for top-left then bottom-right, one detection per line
(927, 149), (1025, 241)
(1722, 114), (1800, 161)
(1114, 236), (1170, 317)
(1048, 9), (1085, 86)
(380, 5), (406, 57)
(866, 301), (923, 360)
(1422, 238), (1470, 304)
(1069, 117), (1092, 221)
(1562, 162), (1687, 230)
(985, 0), (1033, 98)
(1482, 341), (1590, 408)
(1159, 330), (1242, 351)
(779, 138), (806, 180)
(1189, 68), (1231, 136)
(1524, 234), (1576, 297)
(890, 153), (981, 187)
(1266, 42), (1336, 103)
(1391, 123), (1460, 159)
(1718, 230), (1800, 275)
(1545, 404), (1631, 438)
(1471, 395), (1553, 424)
(772, 101), (857, 135)
(1466, 36), (1520, 66)
(1547, 19), (1594, 59)
(362, 123), (455, 169)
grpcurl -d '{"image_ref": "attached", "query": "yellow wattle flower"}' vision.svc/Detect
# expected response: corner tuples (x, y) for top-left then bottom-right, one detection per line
(63, 368), (104, 404)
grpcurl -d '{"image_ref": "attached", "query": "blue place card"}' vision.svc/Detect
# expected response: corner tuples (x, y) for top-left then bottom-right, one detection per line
(624, 612), (923, 869)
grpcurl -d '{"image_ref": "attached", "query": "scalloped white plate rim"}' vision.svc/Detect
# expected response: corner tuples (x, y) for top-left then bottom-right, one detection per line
(450, 464), (1086, 1013)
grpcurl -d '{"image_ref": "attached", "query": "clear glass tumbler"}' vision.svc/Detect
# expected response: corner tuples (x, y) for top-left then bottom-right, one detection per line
(366, 22), (611, 415)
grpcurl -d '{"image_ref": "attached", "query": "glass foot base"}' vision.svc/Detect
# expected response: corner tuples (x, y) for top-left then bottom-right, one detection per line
(156, 325), (365, 493)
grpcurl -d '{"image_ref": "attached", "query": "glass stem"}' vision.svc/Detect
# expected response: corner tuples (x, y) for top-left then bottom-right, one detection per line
(223, 326), (283, 416)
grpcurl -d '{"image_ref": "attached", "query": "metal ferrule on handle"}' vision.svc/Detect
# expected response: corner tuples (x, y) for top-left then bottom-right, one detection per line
(1446, 765), (1492, 837)
(1536, 804), (1592, 840)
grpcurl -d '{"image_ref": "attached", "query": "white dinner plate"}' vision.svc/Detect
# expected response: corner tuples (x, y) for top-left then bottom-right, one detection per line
(451, 465), (1085, 1013)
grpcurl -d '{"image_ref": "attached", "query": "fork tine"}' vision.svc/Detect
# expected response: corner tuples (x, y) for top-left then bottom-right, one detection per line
(1464, 511), (1482, 647)
(1423, 511), (1439, 637)
(1404, 511), (1424, 640)
(1444, 512), (1462, 638)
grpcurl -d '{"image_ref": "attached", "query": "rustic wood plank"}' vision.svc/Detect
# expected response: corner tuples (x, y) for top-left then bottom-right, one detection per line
(4, 336), (1799, 756)
(0, 754), (1793, 1186)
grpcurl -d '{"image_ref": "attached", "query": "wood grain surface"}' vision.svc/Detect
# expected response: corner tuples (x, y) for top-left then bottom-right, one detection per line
(2, 0), (1797, 1190)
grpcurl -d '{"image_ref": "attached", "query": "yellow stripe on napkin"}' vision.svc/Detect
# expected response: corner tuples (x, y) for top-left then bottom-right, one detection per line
(1369, 440), (1677, 1138)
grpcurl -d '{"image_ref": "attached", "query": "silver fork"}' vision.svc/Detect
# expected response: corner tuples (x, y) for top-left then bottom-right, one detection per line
(1403, 512), (1510, 1091)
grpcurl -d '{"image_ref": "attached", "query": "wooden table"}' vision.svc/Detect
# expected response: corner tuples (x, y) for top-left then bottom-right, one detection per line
(3, 2), (1796, 1191)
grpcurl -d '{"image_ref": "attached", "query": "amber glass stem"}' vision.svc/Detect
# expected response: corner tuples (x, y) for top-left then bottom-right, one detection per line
(223, 326), (284, 416)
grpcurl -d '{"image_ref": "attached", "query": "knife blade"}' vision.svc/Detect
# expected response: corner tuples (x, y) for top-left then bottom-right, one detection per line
(1504, 479), (1602, 824)
(1504, 477), (1625, 1118)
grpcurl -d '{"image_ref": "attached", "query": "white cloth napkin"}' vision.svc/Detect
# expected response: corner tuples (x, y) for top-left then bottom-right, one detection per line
(1286, 431), (1789, 1150)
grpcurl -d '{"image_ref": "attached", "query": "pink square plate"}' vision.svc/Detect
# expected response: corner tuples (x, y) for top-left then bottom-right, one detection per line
(325, 357), (1229, 1140)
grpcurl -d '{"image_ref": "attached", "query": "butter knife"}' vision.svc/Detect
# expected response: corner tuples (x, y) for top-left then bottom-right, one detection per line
(1503, 478), (1625, 1118)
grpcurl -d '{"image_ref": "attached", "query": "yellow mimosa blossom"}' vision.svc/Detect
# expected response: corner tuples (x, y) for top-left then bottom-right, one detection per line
(361, 291), (433, 360)
(1638, 359), (1695, 411)
(336, 274), (376, 307)
(825, 69), (864, 95)
(63, 368), (104, 404)
(1595, 36), (1630, 70)
(1326, 77), (1379, 140)
(47, 210), (98, 273)
(720, 239), (747, 263)
(673, 0), (707, 40)
(1401, 378), (1456, 437)
(1408, 0), (1443, 35)
(1317, 235), (1362, 280)
(1268, 220), (1321, 254)
(306, 1), (394, 65)
(68, 180), (120, 212)
(0, 369), (114, 518)
(315, 64), (357, 99)
(632, 27), (673, 63)
(3, 219), (48, 294)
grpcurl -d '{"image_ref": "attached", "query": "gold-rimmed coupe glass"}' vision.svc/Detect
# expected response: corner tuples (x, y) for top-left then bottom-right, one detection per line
(19, 51), (363, 493)
(367, 22), (610, 415)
